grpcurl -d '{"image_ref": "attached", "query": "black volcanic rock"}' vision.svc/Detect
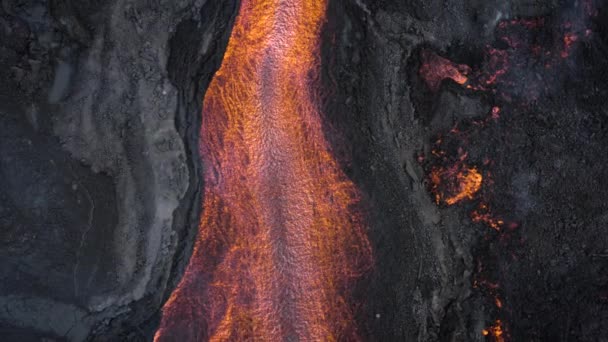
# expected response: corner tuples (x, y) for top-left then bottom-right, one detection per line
(3, 0), (608, 341)
(323, 0), (608, 340)
(0, 0), (238, 340)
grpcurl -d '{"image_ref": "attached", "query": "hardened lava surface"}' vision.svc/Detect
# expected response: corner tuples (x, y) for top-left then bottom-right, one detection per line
(3, 0), (608, 341)
(320, 0), (608, 340)
(155, 1), (372, 341)
(0, 0), (237, 340)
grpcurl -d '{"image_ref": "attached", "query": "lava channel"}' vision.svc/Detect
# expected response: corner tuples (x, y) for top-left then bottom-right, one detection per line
(154, 1), (373, 341)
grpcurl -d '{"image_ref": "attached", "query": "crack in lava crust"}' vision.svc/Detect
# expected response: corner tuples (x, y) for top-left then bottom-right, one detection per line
(155, 1), (373, 341)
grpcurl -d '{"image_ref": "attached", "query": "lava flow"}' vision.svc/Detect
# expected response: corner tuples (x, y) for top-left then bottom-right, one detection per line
(154, 1), (372, 341)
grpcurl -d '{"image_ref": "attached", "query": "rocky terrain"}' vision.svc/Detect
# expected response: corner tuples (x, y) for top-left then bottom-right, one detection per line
(2, 0), (608, 341)
(0, 0), (237, 340)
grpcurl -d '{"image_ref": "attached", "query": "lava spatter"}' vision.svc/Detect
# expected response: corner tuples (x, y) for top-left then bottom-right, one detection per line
(471, 203), (505, 231)
(420, 6), (596, 102)
(154, 1), (372, 341)
(419, 49), (470, 92)
(418, 2), (597, 340)
(482, 319), (506, 342)
(429, 163), (482, 206)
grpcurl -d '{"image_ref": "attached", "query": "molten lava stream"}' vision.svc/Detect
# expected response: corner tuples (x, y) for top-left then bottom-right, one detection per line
(154, 1), (372, 341)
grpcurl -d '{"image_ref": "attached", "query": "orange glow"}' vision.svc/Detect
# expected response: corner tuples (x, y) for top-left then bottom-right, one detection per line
(561, 32), (579, 58)
(491, 107), (501, 120)
(478, 48), (509, 88)
(471, 203), (504, 231)
(154, 1), (372, 341)
(495, 296), (503, 308)
(430, 164), (483, 206)
(482, 319), (506, 342)
(420, 6), (598, 340)
(419, 49), (470, 91)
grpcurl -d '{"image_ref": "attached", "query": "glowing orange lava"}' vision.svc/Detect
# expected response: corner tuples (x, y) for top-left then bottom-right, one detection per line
(482, 319), (506, 342)
(420, 4), (598, 340)
(419, 49), (470, 92)
(154, 1), (372, 341)
(471, 203), (505, 231)
(430, 164), (483, 206)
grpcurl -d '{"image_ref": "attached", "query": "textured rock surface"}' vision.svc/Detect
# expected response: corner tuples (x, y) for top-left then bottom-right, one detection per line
(0, 0), (237, 340)
(324, 0), (608, 340)
(2, 0), (608, 340)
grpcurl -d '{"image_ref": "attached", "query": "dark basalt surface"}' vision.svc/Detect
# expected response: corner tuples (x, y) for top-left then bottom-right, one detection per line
(3, 0), (608, 341)
(323, 0), (608, 341)
(0, 0), (238, 340)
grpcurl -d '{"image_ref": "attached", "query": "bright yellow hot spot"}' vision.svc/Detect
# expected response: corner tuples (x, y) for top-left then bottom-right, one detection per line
(483, 319), (506, 342)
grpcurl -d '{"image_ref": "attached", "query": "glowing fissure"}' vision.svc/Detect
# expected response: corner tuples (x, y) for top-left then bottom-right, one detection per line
(155, 1), (372, 341)
(420, 2), (597, 341)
